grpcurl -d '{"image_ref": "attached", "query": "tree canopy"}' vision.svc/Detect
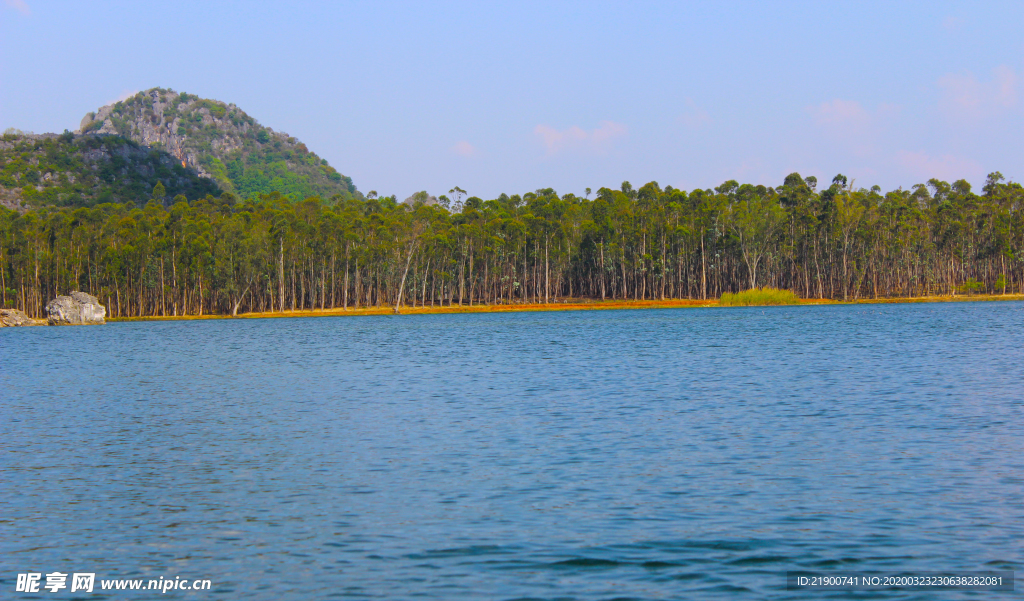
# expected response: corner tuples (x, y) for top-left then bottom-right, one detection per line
(2, 172), (1021, 318)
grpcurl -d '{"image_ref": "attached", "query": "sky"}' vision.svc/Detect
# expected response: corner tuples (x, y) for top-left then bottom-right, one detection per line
(2, 0), (1023, 200)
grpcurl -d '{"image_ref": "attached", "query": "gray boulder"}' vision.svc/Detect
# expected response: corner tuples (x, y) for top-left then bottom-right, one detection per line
(0, 308), (36, 327)
(46, 292), (106, 325)
(402, 191), (439, 206)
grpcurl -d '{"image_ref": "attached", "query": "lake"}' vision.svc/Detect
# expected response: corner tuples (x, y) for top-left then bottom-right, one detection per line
(2, 302), (1022, 599)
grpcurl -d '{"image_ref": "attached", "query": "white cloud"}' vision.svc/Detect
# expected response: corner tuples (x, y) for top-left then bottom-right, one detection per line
(534, 124), (585, 153)
(811, 98), (871, 128)
(942, 16), (964, 31)
(4, 0), (29, 15)
(896, 150), (983, 182)
(452, 140), (476, 157)
(534, 120), (627, 156)
(678, 98), (711, 129)
(938, 65), (1018, 120)
(808, 99), (899, 157)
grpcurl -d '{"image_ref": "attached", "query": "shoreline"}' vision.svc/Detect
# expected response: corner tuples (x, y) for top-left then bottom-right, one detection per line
(107, 293), (1024, 322)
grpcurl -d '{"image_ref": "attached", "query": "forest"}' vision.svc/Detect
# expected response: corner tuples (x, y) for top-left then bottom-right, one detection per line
(1, 172), (1021, 318)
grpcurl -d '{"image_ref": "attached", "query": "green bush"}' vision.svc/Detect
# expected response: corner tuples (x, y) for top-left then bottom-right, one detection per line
(957, 278), (983, 295)
(719, 287), (799, 306)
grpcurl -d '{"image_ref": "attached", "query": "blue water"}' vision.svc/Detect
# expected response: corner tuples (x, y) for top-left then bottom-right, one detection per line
(2, 302), (1022, 599)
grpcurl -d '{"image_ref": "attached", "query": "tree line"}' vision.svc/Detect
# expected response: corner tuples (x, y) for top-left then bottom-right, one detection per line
(2, 172), (1021, 318)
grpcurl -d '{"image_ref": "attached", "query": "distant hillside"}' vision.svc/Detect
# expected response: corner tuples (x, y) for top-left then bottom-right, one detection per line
(0, 131), (220, 209)
(79, 88), (357, 201)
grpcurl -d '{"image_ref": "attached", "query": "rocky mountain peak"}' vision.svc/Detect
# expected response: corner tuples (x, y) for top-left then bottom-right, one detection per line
(78, 88), (356, 201)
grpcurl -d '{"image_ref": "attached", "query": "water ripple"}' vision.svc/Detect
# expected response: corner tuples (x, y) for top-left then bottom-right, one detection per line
(2, 302), (1022, 599)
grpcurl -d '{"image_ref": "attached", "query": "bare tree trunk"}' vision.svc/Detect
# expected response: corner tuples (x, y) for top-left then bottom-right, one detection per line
(278, 237), (285, 312)
(701, 229), (707, 300)
(354, 258), (360, 310)
(421, 255), (431, 307)
(544, 235), (549, 303)
(394, 239), (419, 314)
(1002, 254), (1007, 294)
(522, 242), (528, 303)
(172, 240), (178, 315)
(458, 238), (465, 305)
(343, 242), (350, 310)
(231, 280), (253, 316)
(160, 259), (165, 316)
(660, 230), (666, 299)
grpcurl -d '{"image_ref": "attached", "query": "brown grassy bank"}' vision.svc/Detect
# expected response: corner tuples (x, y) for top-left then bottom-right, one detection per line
(107, 293), (1024, 322)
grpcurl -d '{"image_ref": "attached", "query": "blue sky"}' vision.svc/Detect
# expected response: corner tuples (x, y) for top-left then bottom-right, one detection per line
(2, 0), (1022, 199)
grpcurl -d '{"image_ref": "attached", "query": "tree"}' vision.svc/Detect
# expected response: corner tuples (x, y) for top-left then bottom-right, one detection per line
(834, 187), (866, 300)
(2, 171), (1021, 317)
(152, 181), (166, 201)
(394, 205), (431, 313)
(449, 186), (467, 212)
(727, 192), (784, 289)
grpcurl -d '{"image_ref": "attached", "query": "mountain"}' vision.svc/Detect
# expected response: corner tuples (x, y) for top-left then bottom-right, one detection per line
(0, 88), (359, 210)
(0, 130), (220, 209)
(79, 88), (357, 201)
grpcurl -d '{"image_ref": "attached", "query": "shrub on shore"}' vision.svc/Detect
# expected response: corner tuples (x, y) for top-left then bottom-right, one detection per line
(719, 288), (799, 306)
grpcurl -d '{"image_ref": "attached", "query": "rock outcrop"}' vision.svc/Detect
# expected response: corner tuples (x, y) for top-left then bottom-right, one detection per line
(402, 191), (439, 206)
(0, 308), (36, 327)
(45, 292), (106, 325)
(77, 87), (356, 201)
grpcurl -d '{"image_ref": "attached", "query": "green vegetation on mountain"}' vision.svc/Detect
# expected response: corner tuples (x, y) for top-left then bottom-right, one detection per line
(1, 87), (357, 210)
(2, 173), (1021, 318)
(80, 88), (357, 202)
(0, 130), (220, 209)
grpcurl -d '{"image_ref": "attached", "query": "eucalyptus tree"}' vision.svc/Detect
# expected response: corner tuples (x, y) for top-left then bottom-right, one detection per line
(833, 184), (866, 300)
(726, 185), (785, 289)
(2, 172), (1022, 316)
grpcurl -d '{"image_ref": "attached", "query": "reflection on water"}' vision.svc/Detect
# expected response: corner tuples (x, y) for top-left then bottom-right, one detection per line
(2, 302), (1022, 599)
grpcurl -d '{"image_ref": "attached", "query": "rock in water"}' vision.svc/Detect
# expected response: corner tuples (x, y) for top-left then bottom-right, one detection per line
(0, 308), (36, 327)
(46, 292), (106, 325)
